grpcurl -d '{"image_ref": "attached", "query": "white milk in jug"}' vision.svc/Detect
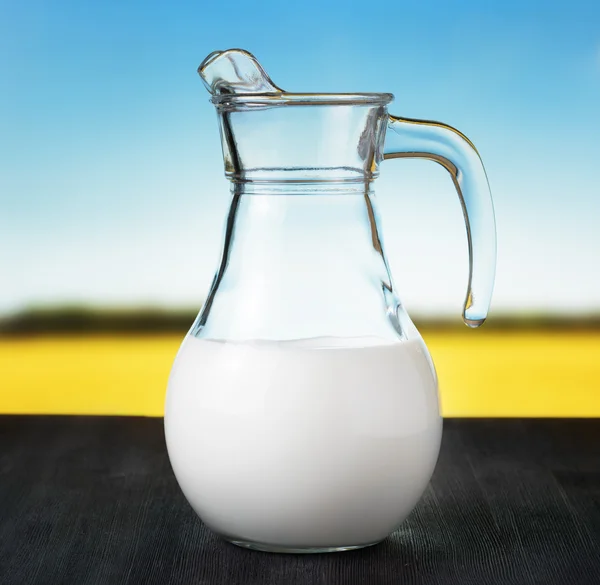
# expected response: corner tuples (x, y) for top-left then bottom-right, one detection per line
(164, 335), (442, 551)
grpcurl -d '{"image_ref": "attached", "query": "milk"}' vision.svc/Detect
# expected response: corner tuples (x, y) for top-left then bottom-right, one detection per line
(165, 335), (442, 551)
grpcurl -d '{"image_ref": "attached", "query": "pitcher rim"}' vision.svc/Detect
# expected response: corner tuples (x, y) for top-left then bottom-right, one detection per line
(210, 92), (394, 107)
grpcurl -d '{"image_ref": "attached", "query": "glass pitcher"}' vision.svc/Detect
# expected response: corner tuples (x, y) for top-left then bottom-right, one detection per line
(165, 49), (496, 553)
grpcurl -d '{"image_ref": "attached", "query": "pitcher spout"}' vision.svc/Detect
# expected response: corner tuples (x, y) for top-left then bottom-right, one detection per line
(198, 48), (283, 96)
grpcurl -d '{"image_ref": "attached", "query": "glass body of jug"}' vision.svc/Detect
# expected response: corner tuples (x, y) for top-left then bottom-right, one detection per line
(164, 49), (496, 553)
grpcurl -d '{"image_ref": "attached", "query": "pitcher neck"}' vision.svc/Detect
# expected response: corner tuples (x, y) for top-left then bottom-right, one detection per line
(215, 101), (388, 184)
(233, 181), (374, 196)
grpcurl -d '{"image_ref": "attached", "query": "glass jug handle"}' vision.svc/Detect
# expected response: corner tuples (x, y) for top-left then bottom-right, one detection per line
(383, 115), (497, 327)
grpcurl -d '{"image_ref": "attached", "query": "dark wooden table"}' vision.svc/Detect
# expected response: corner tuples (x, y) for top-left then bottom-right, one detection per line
(0, 416), (599, 585)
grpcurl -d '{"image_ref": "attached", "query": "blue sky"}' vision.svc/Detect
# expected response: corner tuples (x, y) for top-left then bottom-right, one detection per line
(1, 0), (599, 317)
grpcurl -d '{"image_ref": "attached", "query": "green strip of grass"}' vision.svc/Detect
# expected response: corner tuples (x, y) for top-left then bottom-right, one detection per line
(1, 306), (599, 336)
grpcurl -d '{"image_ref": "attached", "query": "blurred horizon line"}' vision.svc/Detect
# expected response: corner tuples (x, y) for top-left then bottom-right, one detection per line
(2, 304), (600, 336)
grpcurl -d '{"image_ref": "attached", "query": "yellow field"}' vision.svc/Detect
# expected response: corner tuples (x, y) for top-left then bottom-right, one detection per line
(1, 331), (599, 417)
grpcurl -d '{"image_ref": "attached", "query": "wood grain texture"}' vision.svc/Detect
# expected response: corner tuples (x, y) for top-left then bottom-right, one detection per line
(0, 417), (598, 585)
